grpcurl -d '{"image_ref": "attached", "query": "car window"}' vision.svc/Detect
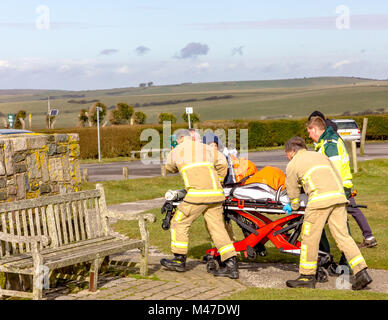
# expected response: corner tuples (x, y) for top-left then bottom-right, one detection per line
(336, 122), (358, 130)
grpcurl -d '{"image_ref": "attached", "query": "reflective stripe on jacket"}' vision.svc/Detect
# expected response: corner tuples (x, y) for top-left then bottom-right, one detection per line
(165, 137), (228, 204)
(314, 126), (353, 189)
(286, 149), (348, 210)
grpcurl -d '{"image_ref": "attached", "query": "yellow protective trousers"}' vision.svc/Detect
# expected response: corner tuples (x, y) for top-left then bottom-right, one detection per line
(170, 201), (236, 262)
(299, 204), (367, 275)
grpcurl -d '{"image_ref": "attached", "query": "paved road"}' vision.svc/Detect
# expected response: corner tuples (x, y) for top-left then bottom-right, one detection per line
(81, 143), (388, 182)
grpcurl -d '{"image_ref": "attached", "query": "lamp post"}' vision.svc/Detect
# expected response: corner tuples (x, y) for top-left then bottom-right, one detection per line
(96, 107), (102, 162)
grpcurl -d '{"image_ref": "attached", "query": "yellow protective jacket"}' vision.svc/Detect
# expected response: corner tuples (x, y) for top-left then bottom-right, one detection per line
(315, 126), (353, 189)
(165, 136), (228, 204)
(286, 149), (348, 210)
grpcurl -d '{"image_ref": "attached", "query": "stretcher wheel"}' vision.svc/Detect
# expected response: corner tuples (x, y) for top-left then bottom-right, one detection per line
(206, 259), (219, 274)
(316, 267), (329, 283)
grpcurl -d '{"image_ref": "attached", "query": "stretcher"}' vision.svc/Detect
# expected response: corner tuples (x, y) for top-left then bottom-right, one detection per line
(161, 183), (365, 282)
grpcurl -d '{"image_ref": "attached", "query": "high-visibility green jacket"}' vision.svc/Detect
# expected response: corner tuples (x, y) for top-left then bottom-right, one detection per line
(314, 126), (353, 189)
(165, 136), (228, 204)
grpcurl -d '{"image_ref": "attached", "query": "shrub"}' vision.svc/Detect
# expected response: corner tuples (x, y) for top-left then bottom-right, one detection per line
(158, 113), (177, 124)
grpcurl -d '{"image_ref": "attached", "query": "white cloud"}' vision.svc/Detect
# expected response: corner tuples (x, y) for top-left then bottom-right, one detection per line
(0, 60), (10, 68)
(196, 62), (210, 70)
(332, 60), (352, 70)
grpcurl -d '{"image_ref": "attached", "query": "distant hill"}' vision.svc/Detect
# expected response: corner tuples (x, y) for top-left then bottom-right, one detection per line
(0, 77), (386, 128)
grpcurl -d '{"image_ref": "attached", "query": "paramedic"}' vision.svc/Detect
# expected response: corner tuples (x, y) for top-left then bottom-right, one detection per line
(160, 129), (239, 279)
(308, 110), (338, 133)
(307, 116), (377, 249)
(283, 137), (371, 290)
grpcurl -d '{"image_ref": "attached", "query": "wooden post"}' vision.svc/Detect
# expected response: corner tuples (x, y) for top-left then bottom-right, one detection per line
(360, 118), (368, 156)
(345, 141), (358, 173)
(123, 167), (129, 180)
(83, 168), (89, 182)
(161, 164), (167, 177)
(351, 141), (358, 173)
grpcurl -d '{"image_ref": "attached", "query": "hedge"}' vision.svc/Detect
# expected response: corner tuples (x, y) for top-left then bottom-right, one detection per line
(39, 115), (388, 159)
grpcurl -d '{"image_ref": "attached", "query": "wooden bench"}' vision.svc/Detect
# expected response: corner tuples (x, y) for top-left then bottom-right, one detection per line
(0, 184), (156, 300)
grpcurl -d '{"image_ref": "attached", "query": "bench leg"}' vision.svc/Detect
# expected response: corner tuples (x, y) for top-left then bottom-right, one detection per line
(140, 244), (149, 277)
(89, 258), (101, 292)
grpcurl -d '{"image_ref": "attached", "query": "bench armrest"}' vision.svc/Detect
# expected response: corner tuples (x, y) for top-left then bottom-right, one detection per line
(0, 231), (50, 246)
(104, 210), (156, 223)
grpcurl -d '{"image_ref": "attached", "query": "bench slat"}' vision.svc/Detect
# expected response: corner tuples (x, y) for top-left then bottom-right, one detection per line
(28, 208), (35, 239)
(77, 200), (86, 241)
(54, 204), (63, 245)
(8, 212), (17, 254)
(66, 202), (74, 243)
(0, 236), (116, 266)
(59, 202), (69, 245)
(71, 202), (80, 242)
(2, 213), (11, 257)
(83, 199), (91, 239)
(34, 208), (43, 251)
(21, 210), (30, 252)
(0, 189), (100, 212)
(5, 238), (143, 270)
(15, 210), (24, 254)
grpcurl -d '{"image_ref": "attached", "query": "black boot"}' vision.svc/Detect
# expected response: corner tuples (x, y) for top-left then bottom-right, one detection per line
(286, 274), (316, 289)
(213, 256), (239, 279)
(352, 268), (372, 290)
(160, 254), (186, 272)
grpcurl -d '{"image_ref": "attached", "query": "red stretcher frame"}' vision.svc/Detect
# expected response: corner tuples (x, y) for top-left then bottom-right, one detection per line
(204, 197), (305, 259)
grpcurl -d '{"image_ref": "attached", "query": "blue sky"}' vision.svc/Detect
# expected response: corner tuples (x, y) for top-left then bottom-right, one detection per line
(0, 1), (387, 90)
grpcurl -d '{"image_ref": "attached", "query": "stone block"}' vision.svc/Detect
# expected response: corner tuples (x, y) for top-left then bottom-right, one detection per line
(13, 151), (27, 163)
(55, 134), (68, 143)
(39, 183), (51, 194)
(30, 180), (39, 191)
(27, 135), (47, 149)
(40, 152), (49, 182)
(56, 145), (68, 154)
(14, 163), (27, 174)
(4, 141), (14, 175)
(62, 156), (70, 181)
(12, 137), (27, 152)
(0, 159), (5, 176)
(16, 174), (26, 200)
(27, 153), (41, 179)
(0, 178), (6, 189)
(8, 185), (17, 195)
(0, 191), (7, 201)
(68, 133), (79, 143)
(48, 144), (57, 156)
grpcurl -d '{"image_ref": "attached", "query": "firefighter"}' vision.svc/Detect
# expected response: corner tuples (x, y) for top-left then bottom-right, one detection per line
(160, 129), (239, 279)
(202, 132), (236, 243)
(307, 116), (377, 249)
(283, 137), (372, 290)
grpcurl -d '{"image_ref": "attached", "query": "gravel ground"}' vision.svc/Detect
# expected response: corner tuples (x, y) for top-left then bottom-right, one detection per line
(238, 261), (388, 293)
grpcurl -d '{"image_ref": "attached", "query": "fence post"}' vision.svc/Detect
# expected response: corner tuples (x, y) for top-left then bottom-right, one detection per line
(83, 168), (89, 182)
(123, 167), (129, 180)
(360, 118), (368, 156)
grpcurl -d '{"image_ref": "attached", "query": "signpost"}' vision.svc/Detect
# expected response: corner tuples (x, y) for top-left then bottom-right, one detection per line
(186, 107), (193, 129)
(96, 107), (102, 162)
(7, 114), (16, 129)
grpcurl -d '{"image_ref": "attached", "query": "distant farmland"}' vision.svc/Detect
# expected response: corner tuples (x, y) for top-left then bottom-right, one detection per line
(0, 77), (387, 129)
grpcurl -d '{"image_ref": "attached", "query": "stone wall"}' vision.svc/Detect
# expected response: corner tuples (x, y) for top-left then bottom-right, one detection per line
(0, 133), (81, 202)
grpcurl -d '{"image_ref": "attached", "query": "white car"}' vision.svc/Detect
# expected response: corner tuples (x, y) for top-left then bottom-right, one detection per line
(332, 119), (361, 147)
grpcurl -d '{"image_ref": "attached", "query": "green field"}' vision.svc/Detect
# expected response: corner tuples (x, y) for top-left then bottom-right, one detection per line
(1, 77), (388, 129)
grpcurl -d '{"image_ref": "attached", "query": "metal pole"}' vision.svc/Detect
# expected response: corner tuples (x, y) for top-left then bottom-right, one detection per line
(97, 107), (101, 162)
(188, 114), (191, 129)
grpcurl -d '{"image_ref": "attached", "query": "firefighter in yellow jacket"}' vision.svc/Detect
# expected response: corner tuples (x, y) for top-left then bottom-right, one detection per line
(160, 129), (239, 279)
(283, 137), (372, 290)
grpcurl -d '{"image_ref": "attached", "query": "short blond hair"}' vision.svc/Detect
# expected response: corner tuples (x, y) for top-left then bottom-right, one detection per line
(306, 116), (326, 130)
